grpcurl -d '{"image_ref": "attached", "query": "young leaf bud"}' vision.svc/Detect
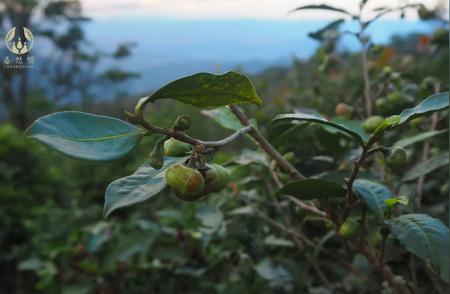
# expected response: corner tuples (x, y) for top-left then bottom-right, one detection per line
(173, 115), (192, 131)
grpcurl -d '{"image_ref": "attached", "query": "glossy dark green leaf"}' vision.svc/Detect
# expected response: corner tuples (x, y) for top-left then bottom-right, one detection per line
(138, 71), (262, 109)
(386, 214), (449, 282)
(402, 152), (449, 182)
(272, 113), (366, 145)
(291, 4), (352, 16)
(201, 106), (243, 131)
(104, 156), (188, 217)
(353, 179), (391, 220)
(25, 111), (145, 161)
(399, 92), (449, 124)
(275, 178), (346, 200)
(394, 129), (447, 148)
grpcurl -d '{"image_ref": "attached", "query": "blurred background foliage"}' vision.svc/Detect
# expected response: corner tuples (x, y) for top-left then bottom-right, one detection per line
(0, 0), (448, 293)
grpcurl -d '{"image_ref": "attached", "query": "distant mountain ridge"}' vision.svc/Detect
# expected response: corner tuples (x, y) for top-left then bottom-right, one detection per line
(33, 18), (440, 99)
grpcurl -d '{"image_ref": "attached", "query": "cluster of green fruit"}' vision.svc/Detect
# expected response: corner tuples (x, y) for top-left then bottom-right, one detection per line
(147, 115), (231, 201)
(375, 91), (408, 115)
(166, 163), (230, 201)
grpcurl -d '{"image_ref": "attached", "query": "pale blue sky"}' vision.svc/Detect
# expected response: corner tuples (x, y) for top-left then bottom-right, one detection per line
(81, 0), (445, 20)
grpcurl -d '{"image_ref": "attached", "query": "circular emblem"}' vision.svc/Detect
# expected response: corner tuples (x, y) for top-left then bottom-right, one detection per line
(5, 26), (34, 55)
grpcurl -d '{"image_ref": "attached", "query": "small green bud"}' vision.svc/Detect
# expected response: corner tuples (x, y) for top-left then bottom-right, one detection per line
(149, 138), (165, 169)
(173, 115), (192, 131)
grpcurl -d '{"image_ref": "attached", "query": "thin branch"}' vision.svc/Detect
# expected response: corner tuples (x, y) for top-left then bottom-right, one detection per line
(134, 116), (252, 149)
(285, 195), (327, 217)
(359, 19), (372, 117)
(228, 104), (305, 179)
(415, 113), (439, 210)
(409, 254), (418, 294)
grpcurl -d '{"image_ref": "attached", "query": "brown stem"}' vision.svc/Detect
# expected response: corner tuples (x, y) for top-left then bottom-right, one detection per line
(415, 112), (439, 210)
(135, 116), (252, 149)
(359, 25), (372, 117)
(358, 243), (412, 294)
(378, 232), (388, 265)
(409, 254), (418, 294)
(285, 195), (326, 217)
(229, 104), (305, 179)
(359, 206), (366, 247)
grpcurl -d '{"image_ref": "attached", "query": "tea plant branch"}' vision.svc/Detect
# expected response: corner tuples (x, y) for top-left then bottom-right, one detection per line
(131, 115), (253, 149)
(409, 255), (418, 294)
(285, 195), (327, 217)
(228, 104), (305, 179)
(358, 243), (412, 294)
(249, 201), (359, 276)
(271, 196), (330, 287)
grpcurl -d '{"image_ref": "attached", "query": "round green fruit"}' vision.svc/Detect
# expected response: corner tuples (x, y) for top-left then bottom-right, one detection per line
(409, 117), (424, 128)
(363, 115), (384, 133)
(203, 163), (230, 193)
(164, 138), (191, 157)
(282, 152), (295, 163)
(375, 98), (388, 113)
(386, 91), (403, 104)
(386, 147), (408, 167)
(166, 164), (205, 200)
(338, 221), (360, 239)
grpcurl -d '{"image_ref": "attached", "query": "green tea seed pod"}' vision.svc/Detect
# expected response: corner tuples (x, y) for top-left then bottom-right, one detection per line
(172, 115), (192, 131)
(375, 98), (388, 113)
(166, 164), (205, 199)
(386, 91), (404, 104)
(386, 147), (408, 167)
(149, 138), (165, 169)
(362, 115), (384, 133)
(203, 163), (230, 193)
(164, 138), (191, 157)
(338, 220), (360, 239)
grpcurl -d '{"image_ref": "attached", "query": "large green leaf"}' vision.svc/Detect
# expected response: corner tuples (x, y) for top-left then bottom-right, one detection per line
(353, 179), (391, 220)
(138, 71), (262, 109)
(394, 129), (447, 148)
(104, 156), (188, 217)
(291, 4), (352, 16)
(386, 214), (449, 282)
(272, 113), (366, 145)
(402, 152), (449, 182)
(25, 111), (145, 161)
(275, 178), (346, 200)
(201, 106), (243, 131)
(399, 92), (449, 124)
